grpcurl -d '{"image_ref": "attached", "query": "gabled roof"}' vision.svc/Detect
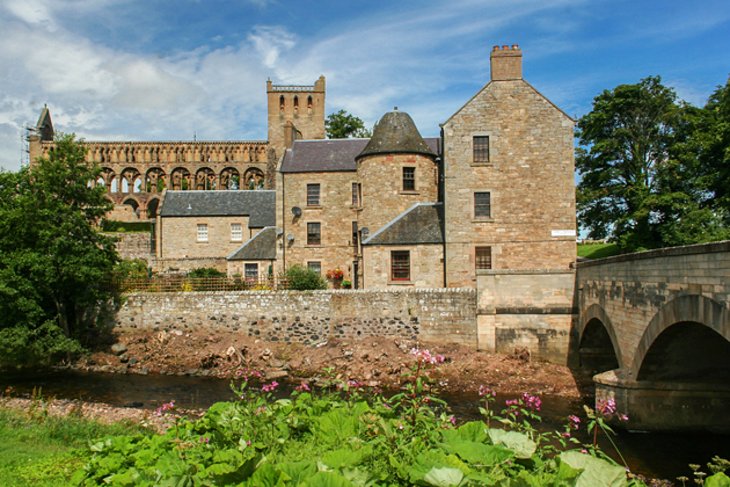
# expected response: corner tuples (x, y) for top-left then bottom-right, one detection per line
(357, 110), (436, 160)
(228, 226), (278, 261)
(441, 80), (574, 127)
(159, 190), (275, 227)
(280, 137), (441, 174)
(363, 202), (444, 246)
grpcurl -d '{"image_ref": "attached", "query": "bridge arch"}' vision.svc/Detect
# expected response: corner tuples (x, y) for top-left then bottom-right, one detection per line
(629, 294), (729, 381)
(577, 303), (624, 372)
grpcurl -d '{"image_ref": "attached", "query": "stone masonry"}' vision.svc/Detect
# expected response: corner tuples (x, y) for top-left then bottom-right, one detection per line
(116, 288), (477, 346)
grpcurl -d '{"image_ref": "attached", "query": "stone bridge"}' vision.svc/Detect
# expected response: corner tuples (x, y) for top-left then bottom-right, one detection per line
(574, 241), (730, 432)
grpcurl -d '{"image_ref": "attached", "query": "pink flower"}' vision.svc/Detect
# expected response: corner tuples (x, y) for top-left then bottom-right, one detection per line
(410, 348), (446, 365)
(478, 385), (496, 398)
(568, 414), (581, 430)
(199, 436), (209, 444)
(521, 393), (542, 412)
(597, 398), (617, 417)
(295, 381), (310, 392)
(154, 400), (176, 416)
(261, 381), (279, 393)
(619, 413), (629, 422)
(449, 415), (457, 426)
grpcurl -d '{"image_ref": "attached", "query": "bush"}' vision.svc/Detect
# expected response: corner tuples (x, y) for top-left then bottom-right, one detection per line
(0, 321), (84, 369)
(285, 265), (327, 290)
(112, 259), (150, 280)
(187, 267), (226, 279)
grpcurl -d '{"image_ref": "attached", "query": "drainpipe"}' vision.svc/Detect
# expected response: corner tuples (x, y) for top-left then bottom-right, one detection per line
(439, 126), (447, 288)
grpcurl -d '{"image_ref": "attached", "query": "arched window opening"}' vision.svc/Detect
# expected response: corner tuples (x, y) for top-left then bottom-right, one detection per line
(307, 95), (313, 113)
(293, 95), (299, 112)
(122, 198), (140, 219)
(146, 198), (160, 219)
(279, 95), (285, 112)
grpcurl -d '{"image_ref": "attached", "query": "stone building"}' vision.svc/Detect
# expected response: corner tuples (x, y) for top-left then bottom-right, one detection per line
(28, 78), (326, 221)
(30, 44), (576, 295)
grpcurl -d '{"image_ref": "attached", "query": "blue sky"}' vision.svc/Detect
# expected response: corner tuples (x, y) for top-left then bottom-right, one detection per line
(0, 0), (728, 171)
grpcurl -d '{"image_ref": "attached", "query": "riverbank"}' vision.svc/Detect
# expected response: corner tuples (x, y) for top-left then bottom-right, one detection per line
(73, 329), (584, 398)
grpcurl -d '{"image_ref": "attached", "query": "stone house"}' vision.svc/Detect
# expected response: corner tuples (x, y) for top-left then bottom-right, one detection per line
(155, 190), (276, 275)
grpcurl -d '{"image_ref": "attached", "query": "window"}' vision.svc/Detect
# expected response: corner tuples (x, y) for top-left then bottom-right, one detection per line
(352, 221), (358, 247)
(197, 224), (208, 242)
(307, 261), (321, 275)
(474, 192), (491, 218)
(307, 183), (320, 206)
(231, 223), (242, 241)
(307, 222), (321, 246)
(473, 136), (490, 163)
(244, 263), (259, 279)
(391, 250), (410, 281)
(475, 246), (492, 270)
(351, 182), (362, 207)
(402, 167), (415, 191)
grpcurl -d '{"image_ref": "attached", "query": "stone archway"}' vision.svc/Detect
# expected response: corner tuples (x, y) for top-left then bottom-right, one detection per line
(629, 294), (729, 381)
(243, 167), (265, 190)
(170, 167), (191, 190)
(577, 303), (624, 371)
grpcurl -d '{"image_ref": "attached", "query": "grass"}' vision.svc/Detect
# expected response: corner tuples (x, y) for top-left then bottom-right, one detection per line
(577, 242), (621, 260)
(0, 406), (146, 486)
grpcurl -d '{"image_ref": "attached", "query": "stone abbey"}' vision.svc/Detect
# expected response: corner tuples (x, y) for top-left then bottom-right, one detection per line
(29, 44), (576, 298)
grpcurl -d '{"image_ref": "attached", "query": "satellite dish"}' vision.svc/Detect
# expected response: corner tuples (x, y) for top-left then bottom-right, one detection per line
(360, 227), (369, 236)
(286, 233), (295, 242)
(275, 228), (284, 237)
(291, 206), (302, 217)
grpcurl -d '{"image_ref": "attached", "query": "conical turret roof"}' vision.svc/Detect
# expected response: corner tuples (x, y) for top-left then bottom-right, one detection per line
(357, 109), (436, 160)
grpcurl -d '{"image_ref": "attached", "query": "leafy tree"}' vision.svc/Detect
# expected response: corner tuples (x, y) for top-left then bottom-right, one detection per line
(0, 134), (118, 368)
(575, 76), (729, 251)
(187, 267), (226, 278)
(325, 110), (371, 139)
(284, 265), (327, 290)
(692, 79), (730, 225)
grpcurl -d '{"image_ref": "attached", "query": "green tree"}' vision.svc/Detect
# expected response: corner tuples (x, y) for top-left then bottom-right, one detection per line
(325, 110), (371, 139)
(576, 77), (692, 250)
(0, 134), (118, 368)
(284, 265), (326, 290)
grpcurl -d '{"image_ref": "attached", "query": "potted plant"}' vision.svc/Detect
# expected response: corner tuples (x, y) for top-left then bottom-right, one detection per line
(325, 268), (344, 288)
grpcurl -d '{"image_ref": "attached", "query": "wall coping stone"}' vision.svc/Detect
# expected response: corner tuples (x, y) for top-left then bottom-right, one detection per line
(123, 288), (478, 297)
(477, 269), (575, 276)
(577, 240), (730, 269)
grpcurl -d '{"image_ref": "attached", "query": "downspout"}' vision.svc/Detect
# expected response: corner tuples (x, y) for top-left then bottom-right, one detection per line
(439, 126), (447, 288)
(281, 172), (286, 271)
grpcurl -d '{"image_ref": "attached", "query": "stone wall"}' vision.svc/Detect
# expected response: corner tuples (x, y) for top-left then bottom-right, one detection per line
(116, 288), (477, 346)
(157, 215), (254, 260)
(476, 270), (576, 363)
(363, 244), (444, 288)
(109, 232), (153, 261)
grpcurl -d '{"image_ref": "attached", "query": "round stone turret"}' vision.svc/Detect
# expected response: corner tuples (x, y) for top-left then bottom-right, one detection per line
(356, 109), (436, 160)
(356, 109), (438, 239)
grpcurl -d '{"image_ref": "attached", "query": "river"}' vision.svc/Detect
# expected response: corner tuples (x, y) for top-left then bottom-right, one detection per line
(1, 369), (727, 482)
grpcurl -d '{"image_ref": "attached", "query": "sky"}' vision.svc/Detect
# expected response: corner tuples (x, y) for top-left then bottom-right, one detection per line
(0, 0), (729, 171)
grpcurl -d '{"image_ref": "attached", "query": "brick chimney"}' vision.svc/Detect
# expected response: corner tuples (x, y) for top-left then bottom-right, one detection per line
(490, 44), (522, 81)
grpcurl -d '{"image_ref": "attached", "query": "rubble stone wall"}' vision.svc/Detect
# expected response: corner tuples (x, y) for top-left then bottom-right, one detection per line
(116, 288), (478, 346)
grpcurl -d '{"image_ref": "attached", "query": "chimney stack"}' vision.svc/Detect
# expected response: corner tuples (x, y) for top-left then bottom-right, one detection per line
(490, 44), (522, 81)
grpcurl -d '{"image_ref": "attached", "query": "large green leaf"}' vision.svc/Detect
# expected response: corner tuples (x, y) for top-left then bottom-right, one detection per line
(706, 472), (730, 487)
(441, 438), (514, 466)
(559, 451), (627, 487)
(487, 429), (537, 459)
(423, 467), (464, 487)
(306, 471), (354, 486)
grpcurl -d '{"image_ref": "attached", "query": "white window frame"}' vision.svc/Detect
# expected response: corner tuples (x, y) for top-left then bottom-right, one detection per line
(231, 223), (243, 242)
(197, 223), (208, 242)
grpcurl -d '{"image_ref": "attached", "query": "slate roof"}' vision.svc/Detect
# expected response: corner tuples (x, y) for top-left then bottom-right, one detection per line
(280, 137), (440, 173)
(228, 226), (278, 261)
(159, 190), (275, 227)
(357, 110), (436, 160)
(363, 203), (444, 246)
